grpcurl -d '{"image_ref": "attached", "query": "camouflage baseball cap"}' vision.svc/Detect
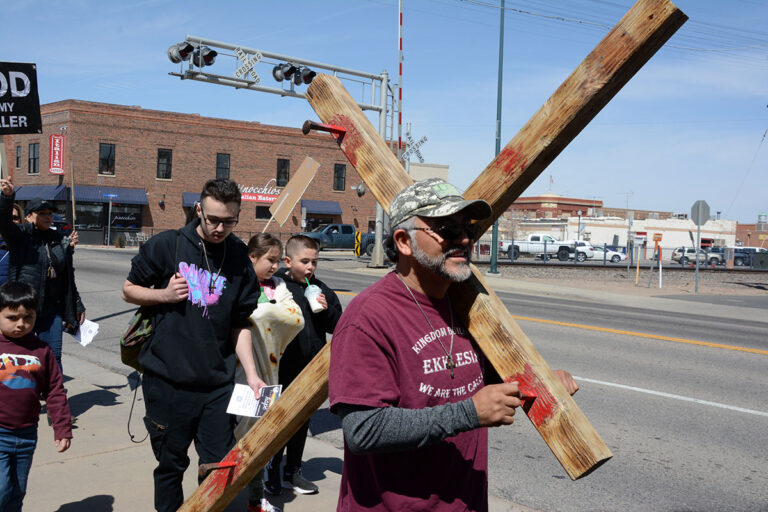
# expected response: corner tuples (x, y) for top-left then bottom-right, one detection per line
(388, 177), (491, 228)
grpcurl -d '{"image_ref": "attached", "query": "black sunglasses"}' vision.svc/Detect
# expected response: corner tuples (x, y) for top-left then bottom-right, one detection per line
(200, 207), (239, 228)
(411, 222), (482, 241)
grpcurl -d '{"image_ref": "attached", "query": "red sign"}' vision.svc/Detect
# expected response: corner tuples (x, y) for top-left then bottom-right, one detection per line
(49, 134), (64, 175)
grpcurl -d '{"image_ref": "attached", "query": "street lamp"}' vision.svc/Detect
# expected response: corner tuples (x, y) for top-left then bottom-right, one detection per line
(577, 210), (582, 241)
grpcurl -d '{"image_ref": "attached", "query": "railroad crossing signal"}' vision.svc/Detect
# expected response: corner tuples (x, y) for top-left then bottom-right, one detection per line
(234, 47), (262, 83)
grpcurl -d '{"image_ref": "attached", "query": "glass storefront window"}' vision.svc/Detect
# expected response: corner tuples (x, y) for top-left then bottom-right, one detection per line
(75, 203), (104, 230)
(111, 205), (142, 228)
(74, 203), (143, 230)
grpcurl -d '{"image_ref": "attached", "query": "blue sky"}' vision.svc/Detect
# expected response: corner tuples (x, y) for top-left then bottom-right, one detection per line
(3, 0), (766, 223)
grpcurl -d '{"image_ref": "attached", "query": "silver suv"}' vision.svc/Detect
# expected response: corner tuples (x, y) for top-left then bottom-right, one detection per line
(671, 247), (706, 265)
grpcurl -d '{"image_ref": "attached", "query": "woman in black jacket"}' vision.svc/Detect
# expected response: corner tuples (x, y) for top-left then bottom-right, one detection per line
(0, 180), (86, 369)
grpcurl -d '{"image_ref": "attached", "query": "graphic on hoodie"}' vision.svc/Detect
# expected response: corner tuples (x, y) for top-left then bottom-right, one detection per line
(178, 262), (227, 316)
(0, 353), (41, 390)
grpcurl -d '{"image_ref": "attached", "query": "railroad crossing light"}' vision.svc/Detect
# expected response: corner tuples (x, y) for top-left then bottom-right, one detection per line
(167, 42), (194, 63)
(272, 63), (298, 82)
(192, 47), (217, 67)
(294, 67), (316, 85)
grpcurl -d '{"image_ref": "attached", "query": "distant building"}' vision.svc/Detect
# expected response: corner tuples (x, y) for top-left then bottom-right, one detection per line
(507, 193), (674, 221)
(2, 100), (377, 245)
(407, 162), (449, 182)
(735, 213), (768, 247)
(495, 193), (737, 249)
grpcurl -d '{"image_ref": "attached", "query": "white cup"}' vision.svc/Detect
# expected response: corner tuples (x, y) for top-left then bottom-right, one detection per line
(304, 284), (324, 313)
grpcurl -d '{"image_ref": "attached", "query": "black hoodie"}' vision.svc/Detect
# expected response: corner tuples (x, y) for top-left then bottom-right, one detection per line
(275, 268), (342, 386)
(126, 219), (259, 388)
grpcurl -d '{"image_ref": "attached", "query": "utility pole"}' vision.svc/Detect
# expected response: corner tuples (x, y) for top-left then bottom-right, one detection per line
(488, 0), (505, 275)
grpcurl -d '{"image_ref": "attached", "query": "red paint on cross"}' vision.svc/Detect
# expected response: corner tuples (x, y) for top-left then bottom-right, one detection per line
(330, 114), (363, 169)
(505, 363), (558, 427)
(495, 145), (527, 177)
(202, 448), (242, 496)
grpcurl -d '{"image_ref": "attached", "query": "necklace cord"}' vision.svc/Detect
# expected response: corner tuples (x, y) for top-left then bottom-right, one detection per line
(395, 273), (456, 378)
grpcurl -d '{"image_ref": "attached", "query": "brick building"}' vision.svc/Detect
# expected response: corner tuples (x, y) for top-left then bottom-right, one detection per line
(508, 192), (674, 221)
(2, 100), (377, 245)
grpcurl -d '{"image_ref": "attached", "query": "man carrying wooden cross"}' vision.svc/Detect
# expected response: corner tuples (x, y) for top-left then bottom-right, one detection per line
(329, 177), (579, 512)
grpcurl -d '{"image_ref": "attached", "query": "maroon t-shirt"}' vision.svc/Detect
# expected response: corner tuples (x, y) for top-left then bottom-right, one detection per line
(329, 272), (488, 512)
(0, 333), (72, 440)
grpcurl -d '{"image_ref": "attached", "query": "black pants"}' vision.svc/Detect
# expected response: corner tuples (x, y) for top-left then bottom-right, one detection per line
(142, 372), (235, 512)
(266, 420), (309, 483)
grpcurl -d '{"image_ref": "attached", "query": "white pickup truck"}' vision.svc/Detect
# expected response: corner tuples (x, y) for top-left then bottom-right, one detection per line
(500, 233), (592, 262)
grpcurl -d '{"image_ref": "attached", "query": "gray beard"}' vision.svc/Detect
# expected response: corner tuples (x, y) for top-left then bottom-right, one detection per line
(410, 234), (472, 282)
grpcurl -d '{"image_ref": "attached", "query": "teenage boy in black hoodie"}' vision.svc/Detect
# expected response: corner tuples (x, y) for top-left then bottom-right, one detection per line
(265, 235), (342, 496)
(121, 178), (265, 512)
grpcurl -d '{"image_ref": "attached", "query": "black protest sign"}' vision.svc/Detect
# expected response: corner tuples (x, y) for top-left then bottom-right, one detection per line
(0, 62), (42, 135)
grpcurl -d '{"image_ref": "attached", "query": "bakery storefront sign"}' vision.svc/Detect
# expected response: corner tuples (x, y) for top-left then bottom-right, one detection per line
(240, 179), (280, 203)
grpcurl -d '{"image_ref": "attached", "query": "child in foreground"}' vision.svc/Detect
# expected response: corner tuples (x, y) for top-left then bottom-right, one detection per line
(0, 281), (72, 512)
(235, 234), (304, 512)
(265, 235), (342, 496)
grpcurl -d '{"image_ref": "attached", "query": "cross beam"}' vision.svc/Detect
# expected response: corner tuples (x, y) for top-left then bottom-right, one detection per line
(180, 1), (686, 509)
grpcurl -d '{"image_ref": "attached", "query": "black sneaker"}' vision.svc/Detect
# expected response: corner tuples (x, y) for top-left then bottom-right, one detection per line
(282, 469), (318, 495)
(264, 479), (282, 496)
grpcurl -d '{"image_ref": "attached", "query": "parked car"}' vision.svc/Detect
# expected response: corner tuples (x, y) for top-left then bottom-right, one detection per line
(671, 247), (706, 265)
(592, 245), (627, 263)
(52, 213), (73, 236)
(567, 241), (595, 262)
(732, 246), (768, 266)
(706, 246), (726, 266)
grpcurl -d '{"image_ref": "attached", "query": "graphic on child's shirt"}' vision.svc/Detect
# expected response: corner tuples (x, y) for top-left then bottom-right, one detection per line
(178, 262), (227, 316)
(0, 353), (41, 390)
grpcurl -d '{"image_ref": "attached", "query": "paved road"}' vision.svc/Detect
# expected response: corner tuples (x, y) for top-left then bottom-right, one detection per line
(69, 247), (768, 511)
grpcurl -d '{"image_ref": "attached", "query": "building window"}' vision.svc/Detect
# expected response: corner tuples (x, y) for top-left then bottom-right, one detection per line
(276, 158), (290, 187)
(157, 148), (172, 180)
(333, 163), (346, 191)
(216, 153), (230, 179)
(15, 146), (21, 168)
(99, 143), (116, 176)
(255, 206), (271, 220)
(28, 143), (39, 174)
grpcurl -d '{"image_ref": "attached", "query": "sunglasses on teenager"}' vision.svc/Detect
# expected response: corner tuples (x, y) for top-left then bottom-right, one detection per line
(200, 208), (239, 228)
(411, 222), (482, 241)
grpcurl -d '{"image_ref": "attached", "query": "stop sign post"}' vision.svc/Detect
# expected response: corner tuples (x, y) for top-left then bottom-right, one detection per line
(690, 200), (710, 293)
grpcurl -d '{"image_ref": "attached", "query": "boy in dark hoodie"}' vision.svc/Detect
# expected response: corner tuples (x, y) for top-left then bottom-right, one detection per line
(121, 178), (264, 512)
(264, 235), (342, 496)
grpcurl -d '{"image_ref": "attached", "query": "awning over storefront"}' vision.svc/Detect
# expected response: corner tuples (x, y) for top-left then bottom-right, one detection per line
(182, 192), (199, 207)
(15, 184), (68, 201)
(301, 199), (342, 215)
(74, 185), (148, 205)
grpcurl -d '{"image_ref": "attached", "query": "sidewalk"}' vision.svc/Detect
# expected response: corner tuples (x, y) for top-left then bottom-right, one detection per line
(27, 355), (533, 512)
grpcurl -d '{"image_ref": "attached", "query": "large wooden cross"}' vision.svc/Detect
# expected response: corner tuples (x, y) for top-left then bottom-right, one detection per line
(180, 1), (686, 509)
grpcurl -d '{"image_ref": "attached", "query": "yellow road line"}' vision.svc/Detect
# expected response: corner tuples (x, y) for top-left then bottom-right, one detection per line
(510, 315), (768, 356)
(334, 289), (767, 356)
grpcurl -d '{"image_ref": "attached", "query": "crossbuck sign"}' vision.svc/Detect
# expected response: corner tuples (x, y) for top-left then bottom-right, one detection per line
(234, 47), (262, 83)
